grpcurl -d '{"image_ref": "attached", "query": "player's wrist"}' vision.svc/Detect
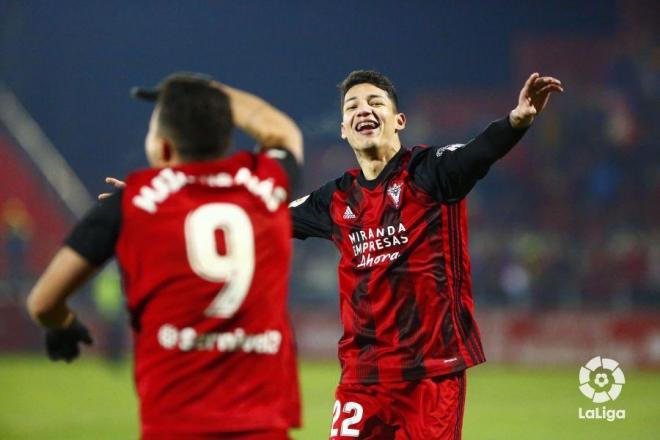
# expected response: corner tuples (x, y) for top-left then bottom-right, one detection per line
(47, 310), (76, 330)
(508, 108), (533, 129)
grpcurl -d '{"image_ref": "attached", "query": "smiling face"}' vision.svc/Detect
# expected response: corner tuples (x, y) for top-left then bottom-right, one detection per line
(341, 83), (406, 152)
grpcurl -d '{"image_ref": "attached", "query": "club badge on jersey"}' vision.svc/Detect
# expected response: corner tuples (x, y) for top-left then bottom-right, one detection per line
(386, 181), (403, 209)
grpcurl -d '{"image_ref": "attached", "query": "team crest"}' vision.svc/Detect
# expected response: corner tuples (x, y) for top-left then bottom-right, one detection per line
(387, 182), (403, 208)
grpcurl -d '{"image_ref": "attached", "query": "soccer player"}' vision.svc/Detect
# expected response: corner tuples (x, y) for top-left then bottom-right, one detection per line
(290, 71), (562, 439)
(27, 73), (303, 440)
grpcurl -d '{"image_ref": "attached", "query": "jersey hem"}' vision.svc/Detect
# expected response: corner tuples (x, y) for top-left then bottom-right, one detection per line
(339, 358), (485, 385)
(141, 419), (298, 435)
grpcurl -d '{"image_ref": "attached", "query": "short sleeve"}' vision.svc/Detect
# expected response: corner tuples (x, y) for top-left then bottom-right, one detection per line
(65, 191), (122, 266)
(263, 147), (301, 192)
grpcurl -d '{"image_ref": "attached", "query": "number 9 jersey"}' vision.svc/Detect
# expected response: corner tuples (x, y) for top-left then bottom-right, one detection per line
(65, 150), (300, 437)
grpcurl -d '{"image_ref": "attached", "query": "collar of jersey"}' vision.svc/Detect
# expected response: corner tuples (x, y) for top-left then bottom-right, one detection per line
(357, 147), (407, 190)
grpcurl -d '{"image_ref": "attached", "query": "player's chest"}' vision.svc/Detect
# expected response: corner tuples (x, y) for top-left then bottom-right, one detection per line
(331, 178), (435, 226)
(330, 179), (437, 267)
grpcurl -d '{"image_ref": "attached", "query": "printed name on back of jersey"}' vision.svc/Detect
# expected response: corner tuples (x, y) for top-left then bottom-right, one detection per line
(132, 167), (287, 213)
(349, 222), (409, 268)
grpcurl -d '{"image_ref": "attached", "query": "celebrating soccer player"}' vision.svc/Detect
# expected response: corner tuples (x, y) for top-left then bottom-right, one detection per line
(290, 71), (562, 439)
(27, 73), (303, 439)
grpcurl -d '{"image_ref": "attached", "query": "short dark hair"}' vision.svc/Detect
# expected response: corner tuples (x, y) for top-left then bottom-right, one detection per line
(133, 73), (233, 162)
(338, 70), (399, 111)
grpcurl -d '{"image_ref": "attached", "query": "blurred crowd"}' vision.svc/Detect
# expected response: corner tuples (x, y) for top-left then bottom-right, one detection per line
(1, 5), (657, 314)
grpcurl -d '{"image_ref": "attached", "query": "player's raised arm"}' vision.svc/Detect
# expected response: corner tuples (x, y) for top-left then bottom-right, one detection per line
(412, 72), (563, 202)
(99, 81), (304, 199)
(218, 84), (304, 163)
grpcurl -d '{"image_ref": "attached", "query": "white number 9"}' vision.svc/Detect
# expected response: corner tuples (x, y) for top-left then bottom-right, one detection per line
(184, 203), (255, 318)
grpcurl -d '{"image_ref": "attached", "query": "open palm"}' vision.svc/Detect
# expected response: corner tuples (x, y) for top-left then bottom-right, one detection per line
(510, 73), (563, 128)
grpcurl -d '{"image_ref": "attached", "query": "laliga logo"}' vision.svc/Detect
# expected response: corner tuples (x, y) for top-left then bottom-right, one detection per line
(578, 356), (625, 403)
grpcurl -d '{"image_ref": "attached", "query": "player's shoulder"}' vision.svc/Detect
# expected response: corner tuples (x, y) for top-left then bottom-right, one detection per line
(210, 150), (258, 172)
(313, 167), (359, 195)
(254, 149), (291, 178)
(124, 165), (162, 185)
(290, 169), (354, 210)
(314, 174), (346, 203)
(407, 143), (465, 171)
(335, 167), (360, 192)
(408, 144), (432, 160)
(410, 143), (467, 161)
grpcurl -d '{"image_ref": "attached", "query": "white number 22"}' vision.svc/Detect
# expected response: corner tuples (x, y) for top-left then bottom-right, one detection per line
(184, 203), (255, 318)
(330, 400), (363, 437)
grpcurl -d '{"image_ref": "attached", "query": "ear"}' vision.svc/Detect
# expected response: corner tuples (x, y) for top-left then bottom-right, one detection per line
(152, 137), (176, 167)
(161, 141), (173, 164)
(394, 112), (407, 132)
(340, 121), (347, 140)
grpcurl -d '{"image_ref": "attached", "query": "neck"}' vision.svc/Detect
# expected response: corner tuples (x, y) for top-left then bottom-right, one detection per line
(353, 141), (401, 180)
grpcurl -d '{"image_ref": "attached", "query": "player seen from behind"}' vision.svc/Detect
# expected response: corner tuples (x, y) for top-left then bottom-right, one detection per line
(27, 72), (303, 440)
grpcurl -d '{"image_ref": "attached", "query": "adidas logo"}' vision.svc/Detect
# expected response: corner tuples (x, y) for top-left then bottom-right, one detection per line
(343, 206), (356, 220)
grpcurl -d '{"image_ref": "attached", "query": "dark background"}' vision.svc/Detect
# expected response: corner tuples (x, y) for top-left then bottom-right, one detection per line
(1, 0), (618, 191)
(0, 0), (658, 362)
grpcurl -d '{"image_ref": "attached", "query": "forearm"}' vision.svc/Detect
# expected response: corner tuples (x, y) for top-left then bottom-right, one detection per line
(27, 247), (96, 329)
(28, 299), (75, 329)
(219, 84), (303, 162)
(457, 116), (528, 178)
(509, 109), (533, 129)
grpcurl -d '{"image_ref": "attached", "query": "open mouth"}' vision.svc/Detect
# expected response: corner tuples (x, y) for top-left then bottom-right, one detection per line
(355, 120), (379, 133)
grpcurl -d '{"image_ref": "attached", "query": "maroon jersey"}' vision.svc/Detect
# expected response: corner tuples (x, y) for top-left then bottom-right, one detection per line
(291, 117), (526, 384)
(67, 150), (300, 435)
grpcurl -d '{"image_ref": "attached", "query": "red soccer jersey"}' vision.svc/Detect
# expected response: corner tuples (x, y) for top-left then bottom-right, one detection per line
(292, 147), (485, 384)
(291, 117), (524, 384)
(114, 152), (300, 435)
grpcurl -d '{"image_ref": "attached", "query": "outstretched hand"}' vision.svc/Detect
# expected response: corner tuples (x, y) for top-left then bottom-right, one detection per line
(509, 73), (563, 129)
(98, 177), (126, 200)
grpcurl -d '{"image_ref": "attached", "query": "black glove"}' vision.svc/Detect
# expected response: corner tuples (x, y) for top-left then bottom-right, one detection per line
(45, 317), (93, 362)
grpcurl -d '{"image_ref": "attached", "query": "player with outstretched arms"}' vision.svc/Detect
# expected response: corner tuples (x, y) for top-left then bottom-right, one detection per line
(27, 73), (303, 439)
(290, 71), (562, 439)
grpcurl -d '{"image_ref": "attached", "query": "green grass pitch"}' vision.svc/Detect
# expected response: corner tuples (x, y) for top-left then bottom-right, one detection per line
(0, 355), (658, 439)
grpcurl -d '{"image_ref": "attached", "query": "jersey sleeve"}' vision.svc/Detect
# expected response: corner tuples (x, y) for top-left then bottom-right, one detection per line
(263, 147), (301, 192)
(289, 180), (335, 240)
(409, 116), (528, 203)
(64, 190), (122, 266)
